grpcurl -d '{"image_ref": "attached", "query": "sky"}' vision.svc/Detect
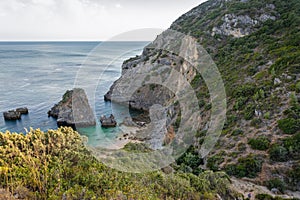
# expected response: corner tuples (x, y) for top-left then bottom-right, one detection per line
(0, 0), (206, 41)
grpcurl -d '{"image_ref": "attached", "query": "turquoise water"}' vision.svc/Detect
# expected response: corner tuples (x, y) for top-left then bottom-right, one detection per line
(0, 41), (148, 146)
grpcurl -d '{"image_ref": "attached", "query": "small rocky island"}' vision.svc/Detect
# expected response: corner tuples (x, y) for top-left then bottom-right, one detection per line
(3, 107), (29, 121)
(100, 114), (117, 128)
(48, 88), (96, 130)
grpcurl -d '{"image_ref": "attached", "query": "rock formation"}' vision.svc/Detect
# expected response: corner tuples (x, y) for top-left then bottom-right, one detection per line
(100, 114), (117, 128)
(48, 88), (96, 129)
(3, 110), (21, 120)
(3, 107), (29, 121)
(104, 0), (300, 193)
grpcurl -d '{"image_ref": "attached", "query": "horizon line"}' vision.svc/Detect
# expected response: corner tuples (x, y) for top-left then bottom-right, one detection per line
(0, 40), (151, 42)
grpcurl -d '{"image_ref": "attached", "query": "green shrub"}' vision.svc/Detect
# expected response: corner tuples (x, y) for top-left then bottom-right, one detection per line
(224, 115), (238, 128)
(265, 178), (286, 193)
(123, 142), (152, 153)
(243, 104), (255, 120)
(176, 146), (204, 174)
(250, 118), (262, 127)
(269, 145), (288, 162)
(248, 136), (271, 151)
(283, 132), (300, 159)
(255, 193), (274, 200)
(233, 84), (256, 98)
(207, 155), (224, 171)
(232, 129), (244, 136)
(0, 128), (238, 199)
(225, 154), (263, 178)
(287, 165), (300, 189)
(296, 82), (300, 92)
(234, 97), (248, 110)
(264, 112), (271, 119)
(278, 118), (300, 134)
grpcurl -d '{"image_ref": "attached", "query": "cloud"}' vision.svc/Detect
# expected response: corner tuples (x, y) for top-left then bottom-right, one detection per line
(0, 0), (206, 41)
(115, 3), (122, 8)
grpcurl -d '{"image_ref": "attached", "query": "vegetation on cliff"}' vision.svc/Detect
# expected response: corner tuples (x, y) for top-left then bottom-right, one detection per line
(104, 0), (299, 195)
(168, 0), (300, 192)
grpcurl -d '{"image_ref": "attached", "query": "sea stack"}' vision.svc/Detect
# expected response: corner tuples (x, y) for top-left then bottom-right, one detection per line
(48, 88), (96, 130)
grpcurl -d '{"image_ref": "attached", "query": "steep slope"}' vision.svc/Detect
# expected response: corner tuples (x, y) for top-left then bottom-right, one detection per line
(106, 0), (300, 193)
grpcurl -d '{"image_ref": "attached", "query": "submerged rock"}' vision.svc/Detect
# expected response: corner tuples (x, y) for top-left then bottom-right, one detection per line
(48, 88), (96, 130)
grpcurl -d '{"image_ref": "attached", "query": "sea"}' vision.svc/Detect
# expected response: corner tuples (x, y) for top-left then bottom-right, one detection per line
(0, 41), (149, 147)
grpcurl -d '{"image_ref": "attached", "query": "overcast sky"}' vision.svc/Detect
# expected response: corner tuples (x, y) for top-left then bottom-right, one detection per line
(0, 0), (206, 41)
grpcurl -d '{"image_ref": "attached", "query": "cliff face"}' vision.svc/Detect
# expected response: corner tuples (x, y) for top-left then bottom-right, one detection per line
(106, 0), (300, 192)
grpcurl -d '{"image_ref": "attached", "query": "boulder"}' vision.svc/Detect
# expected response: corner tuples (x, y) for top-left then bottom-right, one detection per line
(100, 114), (117, 128)
(16, 107), (29, 115)
(3, 110), (21, 120)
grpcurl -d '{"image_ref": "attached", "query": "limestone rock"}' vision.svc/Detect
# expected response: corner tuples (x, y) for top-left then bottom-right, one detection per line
(48, 88), (96, 129)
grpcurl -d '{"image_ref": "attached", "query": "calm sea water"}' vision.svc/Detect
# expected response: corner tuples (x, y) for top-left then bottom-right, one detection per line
(0, 41), (148, 146)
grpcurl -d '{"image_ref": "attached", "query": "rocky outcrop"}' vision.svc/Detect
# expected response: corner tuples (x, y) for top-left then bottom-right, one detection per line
(16, 108), (29, 115)
(100, 114), (117, 128)
(3, 111), (21, 120)
(3, 107), (29, 121)
(104, 47), (196, 111)
(211, 12), (276, 38)
(48, 88), (96, 129)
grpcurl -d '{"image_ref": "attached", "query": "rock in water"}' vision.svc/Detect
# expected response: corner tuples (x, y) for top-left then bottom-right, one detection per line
(3, 110), (21, 120)
(48, 88), (96, 129)
(16, 107), (29, 115)
(100, 114), (117, 128)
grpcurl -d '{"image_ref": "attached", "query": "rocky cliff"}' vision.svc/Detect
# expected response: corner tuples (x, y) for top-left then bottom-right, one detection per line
(106, 0), (300, 193)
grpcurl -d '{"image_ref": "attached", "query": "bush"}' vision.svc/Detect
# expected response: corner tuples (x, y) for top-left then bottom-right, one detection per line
(234, 97), (248, 110)
(225, 154), (263, 178)
(255, 193), (274, 200)
(250, 118), (262, 127)
(269, 145), (288, 162)
(287, 165), (300, 189)
(266, 178), (286, 193)
(278, 118), (300, 134)
(233, 84), (256, 98)
(248, 136), (271, 151)
(176, 146), (204, 174)
(0, 128), (239, 199)
(232, 129), (244, 136)
(296, 82), (300, 92)
(243, 104), (255, 120)
(123, 142), (152, 153)
(283, 132), (300, 159)
(207, 155), (225, 171)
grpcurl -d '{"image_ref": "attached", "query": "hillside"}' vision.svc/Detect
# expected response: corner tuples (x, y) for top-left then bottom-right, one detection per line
(106, 0), (300, 195)
(0, 0), (299, 199)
